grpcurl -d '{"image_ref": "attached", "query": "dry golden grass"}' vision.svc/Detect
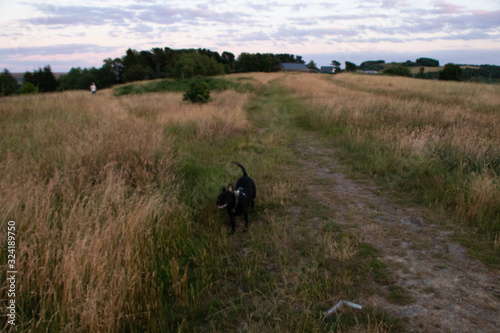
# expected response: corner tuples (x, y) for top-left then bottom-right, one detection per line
(119, 90), (251, 139)
(2, 73), (498, 331)
(0, 85), (251, 331)
(324, 235), (358, 261)
(282, 72), (499, 166)
(281, 73), (499, 242)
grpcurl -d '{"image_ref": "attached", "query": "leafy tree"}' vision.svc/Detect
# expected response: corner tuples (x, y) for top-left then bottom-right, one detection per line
(173, 53), (225, 78)
(0, 69), (19, 96)
(235, 53), (303, 73)
(183, 76), (210, 103)
(417, 67), (426, 79)
(461, 65), (500, 82)
(124, 64), (147, 82)
(276, 54), (304, 64)
(140, 50), (156, 71)
(58, 66), (116, 91)
(197, 48), (222, 63)
(122, 48), (140, 69)
(151, 48), (169, 75)
(236, 53), (260, 72)
(439, 63), (462, 81)
(345, 61), (357, 72)
(101, 58), (124, 85)
(416, 57), (439, 67)
(403, 60), (417, 67)
(58, 67), (84, 90)
(359, 60), (385, 71)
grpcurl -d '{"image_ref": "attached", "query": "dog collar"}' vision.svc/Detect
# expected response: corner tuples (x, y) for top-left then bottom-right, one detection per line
(234, 187), (247, 207)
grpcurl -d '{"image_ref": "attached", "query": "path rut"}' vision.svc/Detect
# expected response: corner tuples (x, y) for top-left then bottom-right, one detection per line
(295, 137), (500, 332)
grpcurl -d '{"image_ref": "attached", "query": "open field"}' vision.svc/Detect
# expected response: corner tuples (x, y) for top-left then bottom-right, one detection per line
(1, 73), (499, 332)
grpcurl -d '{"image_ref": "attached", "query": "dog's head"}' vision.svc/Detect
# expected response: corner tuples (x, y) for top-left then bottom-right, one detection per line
(216, 184), (235, 210)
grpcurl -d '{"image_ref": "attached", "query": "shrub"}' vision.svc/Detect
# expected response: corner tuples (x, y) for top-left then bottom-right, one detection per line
(19, 82), (38, 94)
(383, 66), (412, 77)
(183, 77), (210, 103)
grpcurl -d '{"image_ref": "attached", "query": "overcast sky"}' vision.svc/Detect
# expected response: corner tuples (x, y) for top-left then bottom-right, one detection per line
(1, 0), (499, 72)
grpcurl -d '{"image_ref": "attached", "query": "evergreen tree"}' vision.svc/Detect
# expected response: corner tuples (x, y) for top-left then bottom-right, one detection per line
(123, 49), (147, 82)
(306, 60), (319, 72)
(331, 60), (341, 72)
(25, 66), (58, 92)
(0, 69), (19, 96)
(345, 61), (357, 72)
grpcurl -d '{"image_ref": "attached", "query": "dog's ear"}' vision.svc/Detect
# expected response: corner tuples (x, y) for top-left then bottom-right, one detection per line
(228, 184), (233, 193)
(222, 186), (226, 192)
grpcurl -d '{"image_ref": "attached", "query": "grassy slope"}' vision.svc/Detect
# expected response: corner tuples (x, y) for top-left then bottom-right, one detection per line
(280, 73), (500, 265)
(1, 73), (498, 332)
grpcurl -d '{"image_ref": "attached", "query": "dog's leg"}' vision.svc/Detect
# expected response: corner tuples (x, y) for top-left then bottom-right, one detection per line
(229, 212), (236, 234)
(251, 181), (256, 210)
(243, 208), (249, 232)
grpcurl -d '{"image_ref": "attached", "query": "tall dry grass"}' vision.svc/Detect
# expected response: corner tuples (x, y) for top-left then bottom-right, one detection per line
(0, 86), (251, 331)
(281, 73), (500, 248)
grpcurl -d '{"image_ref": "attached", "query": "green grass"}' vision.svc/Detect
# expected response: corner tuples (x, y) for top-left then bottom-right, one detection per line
(159, 77), (404, 331)
(114, 76), (255, 96)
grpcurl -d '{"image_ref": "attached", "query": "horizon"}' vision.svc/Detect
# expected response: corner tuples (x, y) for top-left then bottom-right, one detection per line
(5, 48), (500, 76)
(1, 0), (499, 72)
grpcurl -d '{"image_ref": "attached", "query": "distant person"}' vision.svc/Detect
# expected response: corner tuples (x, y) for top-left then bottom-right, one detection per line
(90, 82), (96, 94)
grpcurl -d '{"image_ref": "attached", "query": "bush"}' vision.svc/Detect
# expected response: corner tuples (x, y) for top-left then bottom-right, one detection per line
(183, 77), (210, 103)
(383, 66), (412, 77)
(19, 82), (38, 94)
(439, 63), (462, 81)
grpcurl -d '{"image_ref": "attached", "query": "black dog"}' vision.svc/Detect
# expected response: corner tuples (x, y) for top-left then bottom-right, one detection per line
(217, 162), (256, 234)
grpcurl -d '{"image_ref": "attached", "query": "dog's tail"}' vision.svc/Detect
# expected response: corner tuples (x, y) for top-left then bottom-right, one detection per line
(231, 161), (248, 177)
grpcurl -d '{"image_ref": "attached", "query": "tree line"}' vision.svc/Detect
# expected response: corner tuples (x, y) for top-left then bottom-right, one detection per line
(0, 48), (306, 95)
(2, 50), (500, 96)
(341, 58), (500, 82)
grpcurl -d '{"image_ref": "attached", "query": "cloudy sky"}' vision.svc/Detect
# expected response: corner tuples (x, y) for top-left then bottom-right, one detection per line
(1, 0), (499, 72)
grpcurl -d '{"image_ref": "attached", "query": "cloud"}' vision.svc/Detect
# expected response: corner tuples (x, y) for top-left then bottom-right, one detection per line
(1, 0), (499, 71)
(24, 5), (133, 26)
(431, 1), (465, 14)
(236, 31), (271, 42)
(0, 44), (118, 59)
(0, 44), (121, 72)
(22, 2), (254, 29)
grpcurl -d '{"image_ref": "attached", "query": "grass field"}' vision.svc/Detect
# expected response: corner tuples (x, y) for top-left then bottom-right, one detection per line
(1, 73), (499, 331)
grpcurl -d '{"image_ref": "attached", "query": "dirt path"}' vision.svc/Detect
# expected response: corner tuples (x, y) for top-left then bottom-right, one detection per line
(295, 136), (500, 332)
